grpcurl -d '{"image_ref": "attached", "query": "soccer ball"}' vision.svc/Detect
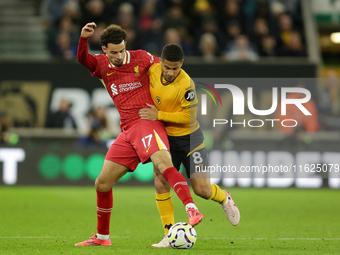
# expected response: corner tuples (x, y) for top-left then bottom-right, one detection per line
(167, 222), (197, 249)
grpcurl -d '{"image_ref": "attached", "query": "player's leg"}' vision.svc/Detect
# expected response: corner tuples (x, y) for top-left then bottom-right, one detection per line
(75, 160), (129, 246)
(188, 149), (225, 202)
(192, 168), (241, 226)
(152, 147), (185, 248)
(132, 120), (203, 226)
(150, 150), (193, 205)
(95, 160), (129, 239)
(188, 128), (240, 226)
(153, 166), (173, 234)
(75, 132), (138, 246)
(151, 167), (172, 248)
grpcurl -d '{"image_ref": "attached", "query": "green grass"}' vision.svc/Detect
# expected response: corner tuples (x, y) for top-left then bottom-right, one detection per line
(0, 187), (339, 254)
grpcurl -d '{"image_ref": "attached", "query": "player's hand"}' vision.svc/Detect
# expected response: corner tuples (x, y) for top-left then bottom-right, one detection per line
(138, 103), (158, 121)
(81, 22), (97, 39)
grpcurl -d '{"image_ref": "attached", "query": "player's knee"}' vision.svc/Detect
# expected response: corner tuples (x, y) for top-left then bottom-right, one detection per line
(155, 179), (170, 193)
(95, 177), (112, 192)
(193, 186), (211, 199)
(151, 150), (173, 173)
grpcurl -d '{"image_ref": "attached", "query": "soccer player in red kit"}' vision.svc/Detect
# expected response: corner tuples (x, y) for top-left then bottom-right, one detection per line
(74, 23), (203, 247)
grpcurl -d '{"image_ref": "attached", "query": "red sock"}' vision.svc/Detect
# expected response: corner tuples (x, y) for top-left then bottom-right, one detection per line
(96, 189), (113, 235)
(163, 167), (194, 206)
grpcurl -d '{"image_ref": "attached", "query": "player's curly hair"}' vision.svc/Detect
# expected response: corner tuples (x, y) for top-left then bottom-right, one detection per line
(99, 24), (127, 47)
(161, 44), (184, 62)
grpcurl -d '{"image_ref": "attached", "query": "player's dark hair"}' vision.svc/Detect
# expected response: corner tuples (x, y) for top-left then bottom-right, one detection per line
(161, 44), (184, 62)
(100, 24), (127, 47)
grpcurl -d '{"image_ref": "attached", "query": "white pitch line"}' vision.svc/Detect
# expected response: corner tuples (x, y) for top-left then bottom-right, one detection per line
(0, 236), (122, 239)
(1, 237), (339, 241)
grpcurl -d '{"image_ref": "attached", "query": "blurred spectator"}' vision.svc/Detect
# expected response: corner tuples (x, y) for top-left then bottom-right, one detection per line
(279, 31), (306, 57)
(163, 5), (189, 30)
(319, 70), (340, 130)
(162, 5), (191, 44)
(277, 13), (294, 48)
(45, 99), (77, 129)
(254, 1), (274, 25)
(192, 0), (213, 18)
(141, 18), (164, 56)
(270, 0), (286, 17)
(190, 0), (213, 35)
(78, 106), (112, 147)
(193, 16), (225, 56)
(63, 0), (80, 23)
(114, 2), (139, 30)
(214, 0), (244, 36)
(198, 33), (218, 63)
(259, 35), (278, 57)
(44, 0), (80, 58)
(55, 31), (78, 59)
(165, 0), (196, 20)
(139, 0), (157, 31)
(269, 0), (300, 16)
(40, 0), (307, 59)
(40, 0), (71, 28)
(164, 28), (192, 56)
(251, 17), (269, 50)
(80, 0), (108, 25)
(225, 35), (259, 62)
(225, 19), (242, 42)
(110, 2), (140, 50)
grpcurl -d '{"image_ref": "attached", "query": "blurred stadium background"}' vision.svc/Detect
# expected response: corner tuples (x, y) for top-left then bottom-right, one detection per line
(1, 0), (340, 254)
(0, 0), (340, 188)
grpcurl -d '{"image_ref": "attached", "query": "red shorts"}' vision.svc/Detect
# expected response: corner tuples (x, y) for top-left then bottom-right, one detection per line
(105, 119), (169, 171)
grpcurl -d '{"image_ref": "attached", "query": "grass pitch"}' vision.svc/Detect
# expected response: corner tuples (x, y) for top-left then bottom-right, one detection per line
(0, 186), (339, 254)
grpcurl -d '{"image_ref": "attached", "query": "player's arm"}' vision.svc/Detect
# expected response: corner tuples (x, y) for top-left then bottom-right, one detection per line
(77, 22), (98, 74)
(139, 79), (198, 124)
(157, 80), (198, 124)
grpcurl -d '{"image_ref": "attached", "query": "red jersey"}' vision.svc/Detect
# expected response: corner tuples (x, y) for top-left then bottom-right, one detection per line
(77, 36), (159, 130)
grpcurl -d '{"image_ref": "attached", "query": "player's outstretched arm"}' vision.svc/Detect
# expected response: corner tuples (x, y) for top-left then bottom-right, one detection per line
(81, 22), (97, 39)
(77, 22), (98, 74)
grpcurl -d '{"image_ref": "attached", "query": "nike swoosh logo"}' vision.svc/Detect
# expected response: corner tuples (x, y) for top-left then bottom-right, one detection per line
(146, 145), (152, 153)
(107, 72), (115, 76)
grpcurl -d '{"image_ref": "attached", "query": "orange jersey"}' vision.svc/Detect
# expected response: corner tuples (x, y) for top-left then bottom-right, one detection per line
(148, 63), (199, 136)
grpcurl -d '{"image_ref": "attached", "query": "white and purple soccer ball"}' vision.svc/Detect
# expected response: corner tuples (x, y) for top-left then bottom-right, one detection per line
(167, 222), (197, 249)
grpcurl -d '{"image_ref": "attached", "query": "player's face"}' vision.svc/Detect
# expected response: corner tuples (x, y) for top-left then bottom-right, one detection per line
(161, 59), (183, 82)
(102, 41), (126, 66)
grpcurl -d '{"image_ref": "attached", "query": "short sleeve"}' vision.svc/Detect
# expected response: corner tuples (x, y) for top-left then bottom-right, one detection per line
(143, 51), (160, 68)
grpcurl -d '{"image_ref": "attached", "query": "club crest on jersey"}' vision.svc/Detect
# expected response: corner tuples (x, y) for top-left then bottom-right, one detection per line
(134, 66), (140, 76)
(110, 83), (118, 95)
(185, 89), (195, 101)
(156, 96), (161, 104)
